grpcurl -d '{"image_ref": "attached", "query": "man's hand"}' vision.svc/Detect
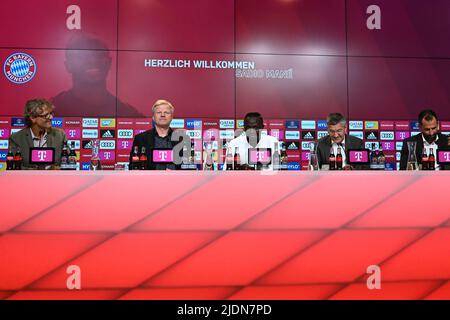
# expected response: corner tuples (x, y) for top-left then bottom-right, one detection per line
(448, 136), (450, 146)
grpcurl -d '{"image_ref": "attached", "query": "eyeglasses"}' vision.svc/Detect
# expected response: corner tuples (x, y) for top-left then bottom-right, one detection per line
(36, 112), (54, 119)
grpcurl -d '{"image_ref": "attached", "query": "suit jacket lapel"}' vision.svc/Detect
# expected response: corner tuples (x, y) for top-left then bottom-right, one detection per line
(46, 130), (54, 148)
(24, 129), (33, 148)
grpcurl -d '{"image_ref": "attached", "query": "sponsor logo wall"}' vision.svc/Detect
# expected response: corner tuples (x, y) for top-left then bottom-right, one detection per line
(1, 117), (445, 170)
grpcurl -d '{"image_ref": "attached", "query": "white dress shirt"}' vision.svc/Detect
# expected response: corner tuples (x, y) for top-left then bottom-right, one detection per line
(331, 138), (346, 167)
(30, 128), (48, 147)
(223, 133), (280, 170)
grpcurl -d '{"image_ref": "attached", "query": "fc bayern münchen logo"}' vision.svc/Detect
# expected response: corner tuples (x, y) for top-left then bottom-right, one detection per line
(3, 52), (37, 84)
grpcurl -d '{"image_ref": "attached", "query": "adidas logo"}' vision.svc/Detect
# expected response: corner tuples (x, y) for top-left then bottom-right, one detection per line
(102, 130), (113, 138)
(367, 132), (377, 140)
(303, 132), (314, 139)
(288, 142), (298, 150)
(83, 141), (93, 149)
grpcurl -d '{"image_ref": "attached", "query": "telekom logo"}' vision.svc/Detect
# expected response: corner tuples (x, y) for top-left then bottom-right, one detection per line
(121, 141), (129, 148)
(251, 150), (270, 163)
(159, 151), (169, 161)
(152, 150), (173, 162)
(104, 152), (111, 160)
(444, 152), (450, 162)
(256, 151), (265, 161)
(37, 150), (47, 161)
(69, 129), (76, 138)
(354, 152), (363, 161)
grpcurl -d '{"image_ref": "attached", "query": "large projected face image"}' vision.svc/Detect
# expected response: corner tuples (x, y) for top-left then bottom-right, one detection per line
(52, 33), (143, 118)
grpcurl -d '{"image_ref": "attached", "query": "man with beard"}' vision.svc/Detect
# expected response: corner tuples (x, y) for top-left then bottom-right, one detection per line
(400, 109), (450, 170)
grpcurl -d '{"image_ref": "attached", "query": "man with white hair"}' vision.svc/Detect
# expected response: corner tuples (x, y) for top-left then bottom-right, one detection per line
(129, 99), (189, 170)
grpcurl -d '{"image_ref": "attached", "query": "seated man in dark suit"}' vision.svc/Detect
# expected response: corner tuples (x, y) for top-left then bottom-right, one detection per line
(8, 99), (67, 169)
(400, 109), (450, 170)
(316, 113), (364, 170)
(129, 99), (189, 170)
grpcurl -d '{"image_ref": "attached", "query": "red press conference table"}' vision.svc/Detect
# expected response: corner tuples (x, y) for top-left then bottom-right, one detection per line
(0, 171), (450, 300)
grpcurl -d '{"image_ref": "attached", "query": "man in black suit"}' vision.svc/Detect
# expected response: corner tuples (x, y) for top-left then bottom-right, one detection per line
(400, 109), (450, 170)
(316, 113), (364, 169)
(129, 99), (189, 170)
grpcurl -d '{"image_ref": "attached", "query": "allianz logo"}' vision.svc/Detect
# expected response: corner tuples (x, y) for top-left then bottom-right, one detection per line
(285, 131), (300, 140)
(349, 131), (363, 140)
(220, 130), (234, 140)
(82, 129), (98, 138)
(170, 119), (185, 128)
